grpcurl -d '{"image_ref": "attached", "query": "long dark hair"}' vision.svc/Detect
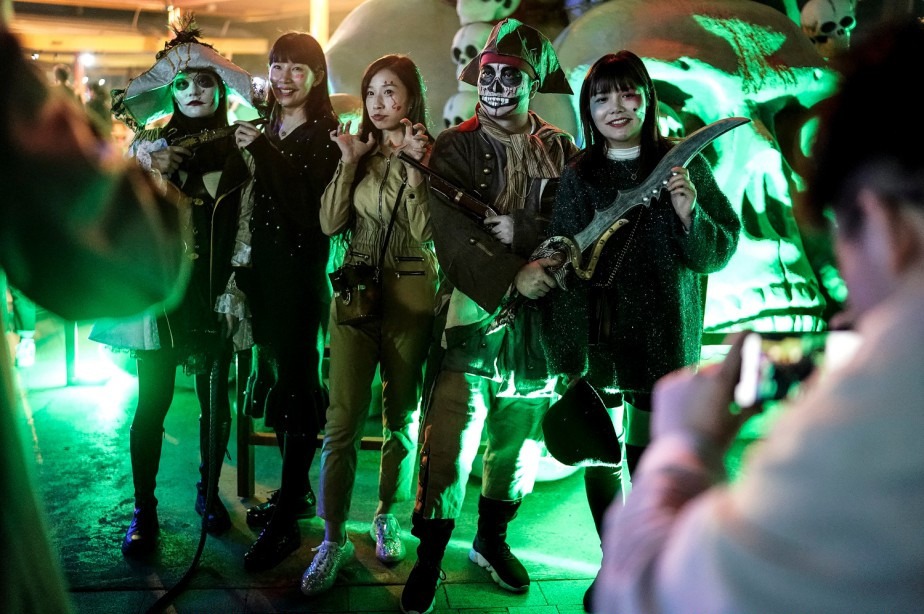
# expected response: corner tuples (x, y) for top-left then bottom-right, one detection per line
(357, 54), (429, 148)
(577, 50), (670, 176)
(266, 32), (337, 129)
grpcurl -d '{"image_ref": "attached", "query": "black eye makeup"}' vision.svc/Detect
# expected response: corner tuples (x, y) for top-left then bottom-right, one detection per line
(173, 73), (218, 91)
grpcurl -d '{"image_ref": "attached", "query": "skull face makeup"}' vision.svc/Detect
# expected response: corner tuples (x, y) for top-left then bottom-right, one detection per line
(478, 62), (536, 118)
(172, 69), (220, 118)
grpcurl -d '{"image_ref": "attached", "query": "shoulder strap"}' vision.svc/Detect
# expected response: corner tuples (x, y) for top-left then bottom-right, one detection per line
(377, 180), (405, 272)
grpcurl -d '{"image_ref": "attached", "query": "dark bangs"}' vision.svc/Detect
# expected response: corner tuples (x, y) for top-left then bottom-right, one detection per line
(269, 32), (324, 73)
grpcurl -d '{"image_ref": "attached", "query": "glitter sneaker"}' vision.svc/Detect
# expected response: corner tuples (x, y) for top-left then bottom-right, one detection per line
(370, 513), (406, 564)
(299, 539), (355, 596)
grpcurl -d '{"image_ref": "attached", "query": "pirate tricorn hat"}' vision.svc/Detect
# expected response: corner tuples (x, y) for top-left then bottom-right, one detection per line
(459, 17), (572, 95)
(111, 15), (256, 131)
(542, 379), (621, 467)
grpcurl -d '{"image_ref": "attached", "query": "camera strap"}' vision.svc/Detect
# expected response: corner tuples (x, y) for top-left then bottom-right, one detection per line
(374, 181), (405, 281)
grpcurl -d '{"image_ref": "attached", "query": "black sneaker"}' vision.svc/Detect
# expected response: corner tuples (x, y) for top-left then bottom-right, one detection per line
(400, 561), (445, 614)
(469, 536), (529, 593)
(246, 488), (317, 527)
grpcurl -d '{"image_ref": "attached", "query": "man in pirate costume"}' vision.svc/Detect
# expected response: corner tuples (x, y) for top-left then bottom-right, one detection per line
(401, 18), (579, 614)
(99, 18), (258, 557)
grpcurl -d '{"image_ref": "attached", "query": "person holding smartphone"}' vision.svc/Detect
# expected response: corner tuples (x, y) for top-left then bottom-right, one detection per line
(594, 17), (924, 613)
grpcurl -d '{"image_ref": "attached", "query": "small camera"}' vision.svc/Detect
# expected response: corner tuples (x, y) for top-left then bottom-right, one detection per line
(734, 331), (860, 408)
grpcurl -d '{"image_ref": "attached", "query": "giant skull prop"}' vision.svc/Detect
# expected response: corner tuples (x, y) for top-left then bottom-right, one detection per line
(443, 90), (479, 129)
(800, 0), (856, 59)
(451, 22), (494, 84)
(546, 0), (841, 333)
(456, 0), (521, 26)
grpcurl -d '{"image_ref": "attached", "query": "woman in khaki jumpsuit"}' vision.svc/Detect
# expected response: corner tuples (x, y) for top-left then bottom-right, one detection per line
(301, 54), (437, 597)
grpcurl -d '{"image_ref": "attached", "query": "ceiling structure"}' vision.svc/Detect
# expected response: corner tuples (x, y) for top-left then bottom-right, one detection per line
(9, 0), (366, 84)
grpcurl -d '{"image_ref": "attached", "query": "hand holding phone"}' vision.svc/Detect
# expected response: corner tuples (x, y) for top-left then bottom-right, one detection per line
(734, 331), (860, 408)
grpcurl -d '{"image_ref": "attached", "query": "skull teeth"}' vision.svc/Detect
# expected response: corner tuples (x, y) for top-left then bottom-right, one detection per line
(482, 95), (512, 107)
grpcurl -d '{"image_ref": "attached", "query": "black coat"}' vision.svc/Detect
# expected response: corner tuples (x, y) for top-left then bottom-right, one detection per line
(541, 147), (740, 395)
(246, 115), (340, 348)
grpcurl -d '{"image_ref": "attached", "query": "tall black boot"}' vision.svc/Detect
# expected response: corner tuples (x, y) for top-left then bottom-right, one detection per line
(470, 495), (529, 592)
(401, 514), (454, 614)
(243, 432), (311, 571)
(195, 418), (232, 534)
(122, 427), (163, 557)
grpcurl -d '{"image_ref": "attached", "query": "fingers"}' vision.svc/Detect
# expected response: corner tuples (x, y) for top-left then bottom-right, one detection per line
(668, 166), (696, 196)
(536, 255), (562, 268)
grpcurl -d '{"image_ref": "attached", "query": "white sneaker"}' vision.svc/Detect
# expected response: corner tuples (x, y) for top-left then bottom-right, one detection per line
(15, 337), (35, 368)
(300, 539), (355, 596)
(370, 513), (406, 564)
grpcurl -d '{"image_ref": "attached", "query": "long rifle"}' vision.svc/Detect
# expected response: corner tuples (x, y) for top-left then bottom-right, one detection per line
(166, 117), (268, 150)
(397, 151), (499, 221)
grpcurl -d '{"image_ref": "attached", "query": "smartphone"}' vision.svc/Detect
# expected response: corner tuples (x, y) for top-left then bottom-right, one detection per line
(734, 331), (860, 408)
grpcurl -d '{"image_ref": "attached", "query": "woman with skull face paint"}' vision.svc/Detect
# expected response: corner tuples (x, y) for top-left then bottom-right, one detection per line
(233, 31), (342, 573)
(101, 23), (255, 558)
(401, 18), (579, 614)
(539, 50), (740, 611)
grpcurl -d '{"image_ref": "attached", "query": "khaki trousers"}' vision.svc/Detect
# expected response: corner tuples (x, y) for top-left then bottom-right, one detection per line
(317, 275), (433, 523)
(415, 370), (550, 519)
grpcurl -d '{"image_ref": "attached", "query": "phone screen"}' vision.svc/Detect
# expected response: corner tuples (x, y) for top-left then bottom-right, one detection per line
(734, 331), (860, 408)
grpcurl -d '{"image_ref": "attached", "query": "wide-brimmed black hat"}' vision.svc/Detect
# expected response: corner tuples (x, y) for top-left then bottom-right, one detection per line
(542, 379), (621, 467)
(459, 17), (572, 95)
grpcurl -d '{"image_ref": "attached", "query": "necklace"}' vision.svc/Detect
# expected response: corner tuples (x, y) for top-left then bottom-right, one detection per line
(606, 146), (641, 181)
(278, 116), (306, 139)
(615, 158), (640, 181)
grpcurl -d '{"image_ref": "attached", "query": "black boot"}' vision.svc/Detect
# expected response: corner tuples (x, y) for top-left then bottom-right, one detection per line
(122, 427), (163, 557)
(195, 418), (232, 534)
(401, 514), (454, 614)
(246, 432), (316, 527)
(243, 432), (312, 571)
(583, 466), (620, 612)
(469, 495), (529, 592)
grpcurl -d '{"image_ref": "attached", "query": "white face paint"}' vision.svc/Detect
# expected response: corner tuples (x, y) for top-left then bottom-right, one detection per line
(172, 70), (220, 118)
(477, 62), (535, 119)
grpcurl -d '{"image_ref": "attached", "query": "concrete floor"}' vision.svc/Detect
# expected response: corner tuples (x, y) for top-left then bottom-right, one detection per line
(14, 315), (602, 614)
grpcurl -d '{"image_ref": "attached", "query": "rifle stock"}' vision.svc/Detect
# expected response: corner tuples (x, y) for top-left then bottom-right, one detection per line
(397, 151), (498, 220)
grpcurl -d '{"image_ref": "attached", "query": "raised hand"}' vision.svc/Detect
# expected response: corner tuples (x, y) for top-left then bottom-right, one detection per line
(395, 118), (429, 186)
(395, 118), (429, 161)
(329, 120), (376, 164)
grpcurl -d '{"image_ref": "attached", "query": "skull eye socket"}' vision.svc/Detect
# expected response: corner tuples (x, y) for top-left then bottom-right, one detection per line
(499, 67), (524, 88)
(478, 65), (525, 88)
(819, 14), (856, 35)
(812, 34), (829, 44)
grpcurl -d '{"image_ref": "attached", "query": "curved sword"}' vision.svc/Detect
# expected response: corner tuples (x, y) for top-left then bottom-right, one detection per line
(568, 115), (750, 280)
(489, 116), (750, 333)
